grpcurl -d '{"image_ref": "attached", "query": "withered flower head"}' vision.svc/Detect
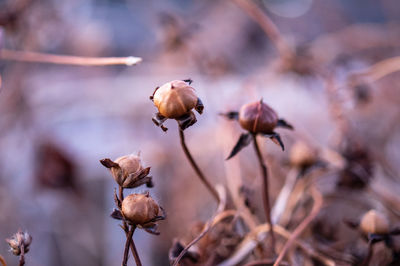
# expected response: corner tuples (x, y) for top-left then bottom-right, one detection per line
(150, 79), (204, 131)
(100, 153), (152, 189)
(239, 100), (279, 134)
(221, 99), (293, 159)
(360, 210), (389, 235)
(290, 141), (317, 168)
(121, 193), (164, 227)
(6, 230), (32, 256)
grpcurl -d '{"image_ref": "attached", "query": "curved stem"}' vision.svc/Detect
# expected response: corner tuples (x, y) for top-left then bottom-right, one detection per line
(122, 226), (135, 266)
(19, 245), (25, 266)
(118, 187), (142, 266)
(252, 134), (276, 255)
(178, 128), (219, 202)
(361, 239), (374, 266)
(129, 231), (142, 266)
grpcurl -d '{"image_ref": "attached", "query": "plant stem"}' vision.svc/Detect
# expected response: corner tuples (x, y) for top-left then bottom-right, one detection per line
(0, 49), (142, 66)
(361, 239), (374, 266)
(118, 187), (142, 266)
(122, 226), (135, 266)
(252, 134), (276, 255)
(178, 128), (219, 202)
(129, 229), (142, 266)
(19, 245), (25, 266)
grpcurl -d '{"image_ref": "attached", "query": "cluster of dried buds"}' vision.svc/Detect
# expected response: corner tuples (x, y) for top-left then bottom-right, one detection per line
(100, 153), (153, 189)
(345, 210), (400, 263)
(6, 230), (32, 265)
(222, 99), (293, 159)
(150, 79), (204, 131)
(100, 153), (165, 265)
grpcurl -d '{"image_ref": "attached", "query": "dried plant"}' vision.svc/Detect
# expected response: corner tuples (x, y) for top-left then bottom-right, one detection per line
(150, 79), (219, 202)
(221, 99), (293, 254)
(6, 230), (32, 266)
(100, 153), (165, 266)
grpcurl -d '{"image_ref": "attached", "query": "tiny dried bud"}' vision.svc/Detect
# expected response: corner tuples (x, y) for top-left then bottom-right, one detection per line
(238, 100), (278, 134)
(121, 193), (160, 225)
(153, 80), (199, 118)
(6, 230), (32, 256)
(100, 154), (151, 188)
(112, 154), (142, 182)
(360, 210), (389, 235)
(290, 141), (317, 168)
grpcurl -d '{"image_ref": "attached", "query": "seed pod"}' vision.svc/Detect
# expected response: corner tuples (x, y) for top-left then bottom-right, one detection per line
(290, 141), (317, 168)
(122, 193), (160, 225)
(6, 231), (32, 256)
(360, 210), (389, 235)
(100, 154), (152, 188)
(153, 80), (199, 118)
(111, 154), (142, 183)
(238, 100), (278, 134)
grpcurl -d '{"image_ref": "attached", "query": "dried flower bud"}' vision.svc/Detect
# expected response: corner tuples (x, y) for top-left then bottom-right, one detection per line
(6, 230), (32, 256)
(238, 100), (278, 134)
(121, 193), (160, 225)
(153, 80), (199, 119)
(360, 210), (389, 235)
(100, 154), (151, 188)
(290, 141), (317, 168)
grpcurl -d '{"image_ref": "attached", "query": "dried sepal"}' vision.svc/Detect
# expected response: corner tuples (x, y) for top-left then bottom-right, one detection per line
(122, 167), (151, 188)
(152, 112), (168, 132)
(195, 98), (204, 115)
(263, 132), (285, 151)
(110, 209), (123, 220)
(226, 133), (252, 160)
(177, 111), (197, 130)
(277, 119), (294, 130)
(114, 188), (122, 209)
(220, 111), (239, 120)
(100, 158), (119, 169)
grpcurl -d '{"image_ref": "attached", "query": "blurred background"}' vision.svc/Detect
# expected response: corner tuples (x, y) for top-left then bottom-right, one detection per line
(1, 0), (400, 265)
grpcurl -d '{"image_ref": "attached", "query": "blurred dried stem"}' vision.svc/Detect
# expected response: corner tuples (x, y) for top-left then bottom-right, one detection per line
(273, 188), (323, 266)
(0, 49), (142, 66)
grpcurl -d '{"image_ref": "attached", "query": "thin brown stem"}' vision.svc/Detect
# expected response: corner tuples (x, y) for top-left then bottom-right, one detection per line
(0, 49), (142, 66)
(0, 255), (6, 266)
(122, 226), (135, 266)
(129, 230), (142, 266)
(178, 128), (219, 202)
(252, 134), (276, 255)
(273, 188), (323, 266)
(361, 239), (374, 266)
(232, 0), (294, 60)
(118, 186), (142, 265)
(19, 245), (25, 266)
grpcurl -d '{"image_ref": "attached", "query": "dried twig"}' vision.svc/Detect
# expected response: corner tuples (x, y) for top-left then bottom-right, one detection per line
(271, 168), (300, 224)
(0, 255), (6, 266)
(273, 188), (323, 266)
(0, 49), (142, 66)
(172, 185), (228, 266)
(348, 56), (400, 86)
(217, 222), (334, 266)
(232, 0), (294, 60)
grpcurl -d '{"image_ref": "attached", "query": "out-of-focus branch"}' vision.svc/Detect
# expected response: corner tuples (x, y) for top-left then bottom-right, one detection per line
(348, 56), (400, 86)
(273, 188), (324, 266)
(0, 49), (142, 66)
(217, 221), (334, 266)
(172, 185), (228, 266)
(232, 0), (294, 60)
(0, 255), (6, 266)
